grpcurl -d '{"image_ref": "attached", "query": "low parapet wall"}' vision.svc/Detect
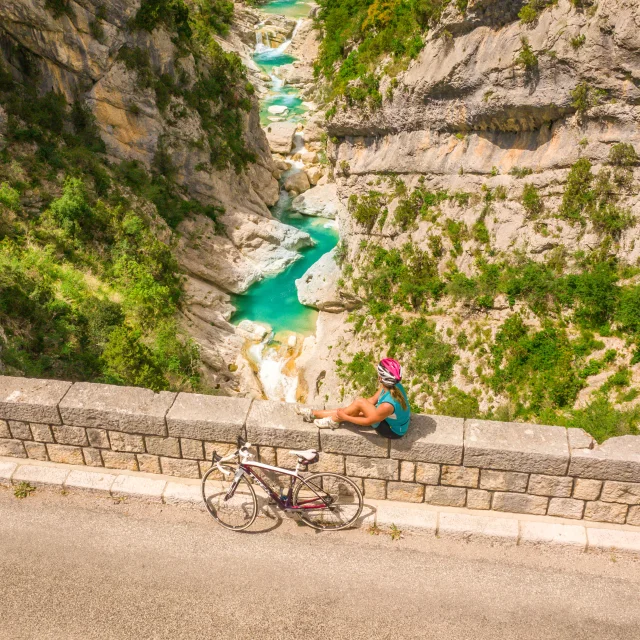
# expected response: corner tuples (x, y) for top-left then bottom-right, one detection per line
(1, 375), (640, 527)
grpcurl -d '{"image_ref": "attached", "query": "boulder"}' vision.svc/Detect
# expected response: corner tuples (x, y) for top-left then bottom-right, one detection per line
(268, 105), (288, 115)
(295, 248), (360, 312)
(283, 170), (311, 195)
(291, 183), (340, 218)
(265, 121), (297, 154)
(306, 165), (325, 186)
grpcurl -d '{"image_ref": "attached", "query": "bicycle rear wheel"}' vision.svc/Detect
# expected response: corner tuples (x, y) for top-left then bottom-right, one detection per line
(202, 465), (257, 531)
(292, 472), (363, 531)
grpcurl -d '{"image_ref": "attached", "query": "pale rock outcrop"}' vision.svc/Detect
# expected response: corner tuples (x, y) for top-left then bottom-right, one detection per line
(283, 169), (310, 195)
(296, 248), (360, 312)
(265, 121), (297, 154)
(291, 183), (340, 218)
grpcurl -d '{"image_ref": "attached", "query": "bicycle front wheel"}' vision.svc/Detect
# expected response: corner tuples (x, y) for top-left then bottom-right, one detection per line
(293, 472), (363, 531)
(202, 465), (257, 531)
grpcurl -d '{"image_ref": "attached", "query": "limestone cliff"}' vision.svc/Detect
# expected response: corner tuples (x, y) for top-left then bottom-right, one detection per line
(299, 0), (640, 431)
(0, 0), (310, 393)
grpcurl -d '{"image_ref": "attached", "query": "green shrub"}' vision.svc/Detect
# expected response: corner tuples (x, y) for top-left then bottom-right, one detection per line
(521, 183), (543, 216)
(608, 142), (638, 167)
(0, 183), (20, 211)
(45, 0), (74, 19)
(570, 34), (586, 49)
(559, 158), (594, 221)
(571, 82), (604, 113)
(515, 38), (538, 69)
(337, 351), (378, 396)
(436, 386), (479, 418)
(348, 191), (385, 229)
(393, 187), (447, 230)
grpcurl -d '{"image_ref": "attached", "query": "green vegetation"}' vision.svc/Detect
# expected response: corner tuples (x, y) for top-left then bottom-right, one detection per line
(518, 0), (556, 25)
(521, 183), (543, 216)
(571, 82), (605, 113)
(315, 0), (451, 108)
(570, 34), (586, 49)
(515, 38), (538, 69)
(0, 7), (253, 391)
(44, 0), (74, 19)
(14, 482), (36, 499)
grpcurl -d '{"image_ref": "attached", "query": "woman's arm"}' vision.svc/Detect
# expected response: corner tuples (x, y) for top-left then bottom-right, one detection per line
(366, 385), (383, 405)
(336, 402), (393, 427)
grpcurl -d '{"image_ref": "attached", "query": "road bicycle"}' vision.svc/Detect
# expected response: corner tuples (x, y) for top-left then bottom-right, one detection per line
(201, 437), (363, 532)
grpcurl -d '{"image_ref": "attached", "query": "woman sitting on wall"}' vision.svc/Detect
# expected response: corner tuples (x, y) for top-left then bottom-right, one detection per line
(296, 358), (411, 439)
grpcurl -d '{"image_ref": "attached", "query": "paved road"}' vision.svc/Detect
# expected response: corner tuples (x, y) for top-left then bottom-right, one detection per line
(0, 489), (638, 640)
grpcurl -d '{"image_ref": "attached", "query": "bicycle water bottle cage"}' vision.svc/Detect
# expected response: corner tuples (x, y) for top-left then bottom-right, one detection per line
(290, 449), (319, 465)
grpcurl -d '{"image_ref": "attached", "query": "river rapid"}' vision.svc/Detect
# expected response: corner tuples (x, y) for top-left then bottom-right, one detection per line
(230, 1), (337, 402)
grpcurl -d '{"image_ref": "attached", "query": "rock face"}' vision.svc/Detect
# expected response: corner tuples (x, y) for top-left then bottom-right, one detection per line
(265, 121), (297, 154)
(299, 0), (640, 415)
(283, 169), (310, 195)
(0, 0), (310, 394)
(291, 183), (340, 218)
(296, 248), (359, 312)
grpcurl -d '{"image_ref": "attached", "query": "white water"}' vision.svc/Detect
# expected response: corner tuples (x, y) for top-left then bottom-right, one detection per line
(248, 337), (299, 403)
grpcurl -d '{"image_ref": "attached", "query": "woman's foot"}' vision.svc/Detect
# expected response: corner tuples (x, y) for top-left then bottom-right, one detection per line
(314, 416), (340, 430)
(295, 405), (315, 423)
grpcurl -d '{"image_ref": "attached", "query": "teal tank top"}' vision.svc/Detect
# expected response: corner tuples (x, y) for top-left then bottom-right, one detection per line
(375, 383), (411, 436)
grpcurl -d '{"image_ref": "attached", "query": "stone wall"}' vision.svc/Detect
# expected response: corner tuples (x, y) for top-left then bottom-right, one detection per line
(1, 375), (639, 527)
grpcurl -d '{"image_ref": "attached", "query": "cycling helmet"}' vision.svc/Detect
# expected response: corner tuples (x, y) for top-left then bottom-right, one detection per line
(377, 358), (402, 388)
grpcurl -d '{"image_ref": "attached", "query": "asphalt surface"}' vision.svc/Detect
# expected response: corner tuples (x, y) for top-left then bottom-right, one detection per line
(0, 487), (638, 640)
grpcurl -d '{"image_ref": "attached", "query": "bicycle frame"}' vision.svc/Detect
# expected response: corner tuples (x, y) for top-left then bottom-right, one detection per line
(237, 460), (333, 512)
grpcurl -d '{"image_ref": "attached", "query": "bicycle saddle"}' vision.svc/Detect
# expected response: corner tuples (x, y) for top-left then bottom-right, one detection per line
(289, 449), (319, 464)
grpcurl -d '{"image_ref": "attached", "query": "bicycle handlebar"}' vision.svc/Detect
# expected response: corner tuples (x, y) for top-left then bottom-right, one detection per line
(214, 441), (253, 476)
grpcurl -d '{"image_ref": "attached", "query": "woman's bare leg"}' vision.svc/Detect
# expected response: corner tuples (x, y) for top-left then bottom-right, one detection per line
(312, 397), (377, 421)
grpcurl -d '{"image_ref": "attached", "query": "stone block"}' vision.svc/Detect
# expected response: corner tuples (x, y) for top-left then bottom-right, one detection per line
(441, 465), (479, 488)
(257, 446), (277, 466)
(0, 460), (18, 486)
(13, 464), (69, 488)
(199, 460), (213, 475)
(8, 421), (32, 440)
(65, 470), (116, 495)
(363, 479), (386, 500)
(480, 470), (529, 493)
(145, 436), (180, 458)
(568, 435), (640, 482)
(415, 462), (440, 485)
(310, 452), (344, 474)
(275, 448), (302, 469)
(466, 489), (492, 510)
(587, 528), (640, 558)
(400, 461), (415, 482)
(52, 425), (88, 447)
(108, 432), (145, 453)
(0, 376), (71, 424)
(0, 438), (26, 458)
(390, 414), (463, 464)
(573, 478), (602, 501)
(137, 454), (161, 474)
(600, 481), (640, 505)
(386, 481), (424, 503)
(346, 456), (398, 480)
(423, 485), (466, 508)
(101, 450), (138, 471)
(83, 448), (103, 467)
(180, 438), (204, 460)
(0, 419), (9, 439)
(627, 506), (640, 527)
(160, 457), (200, 479)
(547, 498), (585, 520)
(30, 423), (54, 443)
(492, 492), (548, 516)
(520, 522), (587, 552)
(320, 426), (388, 458)
(583, 501), (628, 524)
(59, 382), (175, 436)
(87, 428), (110, 449)
(203, 441), (237, 462)
(568, 428), (595, 451)
(46, 444), (83, 465)
(111, 474), (166, 503)
(167, 393), (250, 443)
(163, 482), (205, 510)
(527, 474), (573, 497)
(438, 513), (519, 546)
(24, 442), (48, 461)
(464, 420), (569, 475)
(247, 400), (319, 450)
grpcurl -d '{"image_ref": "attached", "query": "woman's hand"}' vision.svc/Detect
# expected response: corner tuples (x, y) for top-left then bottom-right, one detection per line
(335, 409), (348, 422)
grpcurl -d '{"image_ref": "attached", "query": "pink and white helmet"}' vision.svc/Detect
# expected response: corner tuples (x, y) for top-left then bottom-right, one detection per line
(377, 358), (402, 387)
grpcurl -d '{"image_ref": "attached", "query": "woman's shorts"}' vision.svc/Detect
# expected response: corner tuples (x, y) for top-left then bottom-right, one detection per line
(374, 420), (403, 440)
